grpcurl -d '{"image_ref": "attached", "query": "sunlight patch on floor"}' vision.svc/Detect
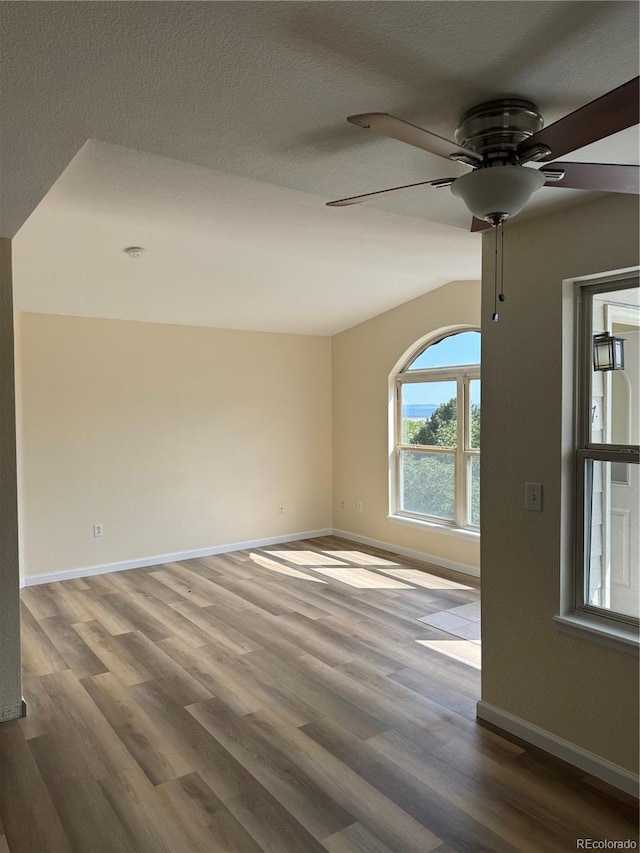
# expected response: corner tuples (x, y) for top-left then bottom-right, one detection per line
(416, 639), (481, 669)
(307, 567), (414, 589)
(377, 568), (474, 590)
(325, 550), (400, 567)
(250, 553), (327, 582)
(265, 550), (351, 567)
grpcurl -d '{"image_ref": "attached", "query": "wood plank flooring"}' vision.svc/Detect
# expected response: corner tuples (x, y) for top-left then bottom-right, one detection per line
(1, 536), (637, 852)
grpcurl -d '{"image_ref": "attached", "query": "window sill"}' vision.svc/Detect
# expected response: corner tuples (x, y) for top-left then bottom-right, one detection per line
(387, 513), (480, 542)
(553, 613), (639, 657)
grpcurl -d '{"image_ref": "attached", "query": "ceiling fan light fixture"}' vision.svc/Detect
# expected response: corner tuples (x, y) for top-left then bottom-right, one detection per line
(451, 165), (547, 223)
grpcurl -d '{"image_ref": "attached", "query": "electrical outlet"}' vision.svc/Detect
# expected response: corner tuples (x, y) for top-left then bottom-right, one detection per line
(93, 523), (104, 537)
(340, 500), (345, 510)
(356, 500), (363, 513)
(525, 483), (543, 512)
(278, 503), (285, 515)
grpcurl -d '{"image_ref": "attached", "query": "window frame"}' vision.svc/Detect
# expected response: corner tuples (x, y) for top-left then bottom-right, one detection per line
(574, 275), (639, 630)
(392, 330), (480, 531)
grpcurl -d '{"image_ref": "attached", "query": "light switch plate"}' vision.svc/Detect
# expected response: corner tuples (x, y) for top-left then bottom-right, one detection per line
(525, 482), (543, 512)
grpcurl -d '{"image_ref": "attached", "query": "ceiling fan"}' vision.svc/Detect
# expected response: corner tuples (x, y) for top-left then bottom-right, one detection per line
(327, 77), (640, 231)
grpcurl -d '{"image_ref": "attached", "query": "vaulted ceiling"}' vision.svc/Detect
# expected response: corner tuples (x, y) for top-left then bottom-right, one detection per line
(2, 2), (638, 334)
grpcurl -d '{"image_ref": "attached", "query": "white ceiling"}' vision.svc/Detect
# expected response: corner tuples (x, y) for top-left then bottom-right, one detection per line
(3, 2), (638, 334)
(14, 140), (481, 335)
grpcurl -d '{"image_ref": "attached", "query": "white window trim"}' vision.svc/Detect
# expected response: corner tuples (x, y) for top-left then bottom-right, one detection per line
(559, 269), (639, 654)
(387, 511), (480, 541)
(553, 613), (638, 656)
(389, 328), (480, 533)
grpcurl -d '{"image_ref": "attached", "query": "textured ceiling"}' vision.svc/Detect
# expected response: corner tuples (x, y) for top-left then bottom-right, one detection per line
(13, 140), (480, 335)
(2, 2), (638, 333)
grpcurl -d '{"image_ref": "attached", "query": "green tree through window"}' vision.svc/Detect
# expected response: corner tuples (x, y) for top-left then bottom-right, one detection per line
(403, 397), (480, 522)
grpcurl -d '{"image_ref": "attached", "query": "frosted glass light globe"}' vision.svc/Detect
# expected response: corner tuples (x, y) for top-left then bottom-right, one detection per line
(451, 165), (546, 222)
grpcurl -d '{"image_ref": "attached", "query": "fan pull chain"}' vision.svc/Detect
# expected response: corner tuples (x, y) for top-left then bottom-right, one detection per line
(492, 221), (506, 323)
(499, 221), (506, 304)
(492, 224), (499, 322)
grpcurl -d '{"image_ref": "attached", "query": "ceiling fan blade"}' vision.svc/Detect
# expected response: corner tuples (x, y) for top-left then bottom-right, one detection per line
(470, 217), (492, 232)
(326, 177), (455, 207)
(541, 162), (639, 194)
(518, 76), (640, 162)
(348, 113), (482, 166)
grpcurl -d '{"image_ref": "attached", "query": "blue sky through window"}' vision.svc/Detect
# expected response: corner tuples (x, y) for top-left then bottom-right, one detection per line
(403, 332), (480, 407)
(408, 331), (480, 370)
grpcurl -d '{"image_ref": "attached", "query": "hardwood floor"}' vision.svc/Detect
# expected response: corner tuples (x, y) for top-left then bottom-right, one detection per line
(1, 536), (636, 852)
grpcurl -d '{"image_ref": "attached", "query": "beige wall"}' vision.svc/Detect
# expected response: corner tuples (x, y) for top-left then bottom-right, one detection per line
(480, 193), (639, 774)
(332, 279), (481, 573)
(0, 239), (22, 719)
(17, 313), (332, 579)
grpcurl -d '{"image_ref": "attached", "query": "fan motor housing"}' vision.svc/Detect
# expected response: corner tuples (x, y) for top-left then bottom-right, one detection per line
(454, 99), (544, 161)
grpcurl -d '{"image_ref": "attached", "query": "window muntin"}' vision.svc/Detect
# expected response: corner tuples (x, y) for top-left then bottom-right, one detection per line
(576, 279), (639, 626)
(395, 331), (480, 530)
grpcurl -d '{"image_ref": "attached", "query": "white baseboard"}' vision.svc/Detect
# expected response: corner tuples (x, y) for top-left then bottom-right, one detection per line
(20, 527), (477, 587)
(477, 700), (639, 798)
(332, 528), (479, 579)
(20, 528), (332, 588)
(20, 527), (480, 588)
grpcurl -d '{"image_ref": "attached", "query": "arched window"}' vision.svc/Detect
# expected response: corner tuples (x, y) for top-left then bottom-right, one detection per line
(392, 329), (480, 530)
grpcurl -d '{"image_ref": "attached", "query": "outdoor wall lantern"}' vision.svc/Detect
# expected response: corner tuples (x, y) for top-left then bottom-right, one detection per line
(593, 331), (625, 372)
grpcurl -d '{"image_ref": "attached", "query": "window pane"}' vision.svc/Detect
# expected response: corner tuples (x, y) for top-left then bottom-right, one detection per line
(590, 286), (639, 444)
(469, 455), (480, 526)
(469, 379), (480, 449)
(407, 331), (480, 370)
(401, 381), (457, 446)
(400, 450), (455, 520)
(585, 459), (639, 619)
